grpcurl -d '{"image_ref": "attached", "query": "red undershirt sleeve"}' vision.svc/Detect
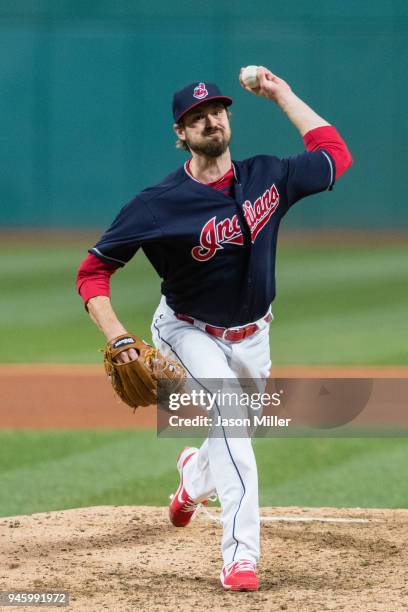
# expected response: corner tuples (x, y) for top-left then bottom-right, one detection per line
(303, 125), (353, 179)
(76, 252), (117, 308)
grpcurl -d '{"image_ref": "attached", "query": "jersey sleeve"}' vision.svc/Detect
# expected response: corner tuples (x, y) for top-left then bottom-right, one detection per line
(284, 149), (335, 209)
(303, 125), (352, 180)
(89, 196), (160, 267)
(76, 253), (117, 308)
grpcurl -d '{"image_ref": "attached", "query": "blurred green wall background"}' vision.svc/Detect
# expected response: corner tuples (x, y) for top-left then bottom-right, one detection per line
(1, 0), (407, 228)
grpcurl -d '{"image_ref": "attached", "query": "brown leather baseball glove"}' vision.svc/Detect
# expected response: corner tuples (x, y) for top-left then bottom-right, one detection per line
(104, 333), (186, 409)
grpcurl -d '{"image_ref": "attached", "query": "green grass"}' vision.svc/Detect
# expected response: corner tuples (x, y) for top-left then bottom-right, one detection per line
(1, 430), (407, 517)
(0, 239), (407, 364)
(0, 239), (406, 517)
(273, 244), (408, 364)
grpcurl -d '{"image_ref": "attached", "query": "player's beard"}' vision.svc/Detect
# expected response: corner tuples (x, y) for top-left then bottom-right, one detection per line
(185, 127), (231, 158)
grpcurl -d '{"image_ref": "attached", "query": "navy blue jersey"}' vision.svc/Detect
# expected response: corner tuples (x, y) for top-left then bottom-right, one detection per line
(90, 150), (335, 327)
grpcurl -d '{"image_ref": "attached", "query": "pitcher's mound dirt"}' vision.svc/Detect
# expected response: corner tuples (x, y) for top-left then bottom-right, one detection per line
(1, 506), (408, 612)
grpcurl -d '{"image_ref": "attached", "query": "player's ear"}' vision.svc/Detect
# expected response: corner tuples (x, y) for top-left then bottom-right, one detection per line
(173, 122), (185, 142)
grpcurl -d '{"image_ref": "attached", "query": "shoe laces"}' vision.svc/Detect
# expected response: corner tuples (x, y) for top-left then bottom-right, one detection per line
(180, 497), (198, 513)
(168, 492), (198, 514)
(232, 560), (256, 574)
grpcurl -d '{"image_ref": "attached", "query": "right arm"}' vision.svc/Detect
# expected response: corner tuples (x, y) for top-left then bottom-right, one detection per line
(86, 295), (124, 339)
(77, 254), (138, 363)
(87, 296), (138, 363)
(77, 194), (160, 363)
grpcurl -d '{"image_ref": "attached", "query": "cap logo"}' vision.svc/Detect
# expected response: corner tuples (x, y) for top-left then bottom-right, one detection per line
(193, 82), (208, 100)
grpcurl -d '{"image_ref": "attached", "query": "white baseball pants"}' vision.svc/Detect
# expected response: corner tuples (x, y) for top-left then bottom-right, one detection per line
(151, 296), (271, 567)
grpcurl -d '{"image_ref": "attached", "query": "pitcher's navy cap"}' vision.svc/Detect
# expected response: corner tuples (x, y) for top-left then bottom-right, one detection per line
(172, 82), (233, 123)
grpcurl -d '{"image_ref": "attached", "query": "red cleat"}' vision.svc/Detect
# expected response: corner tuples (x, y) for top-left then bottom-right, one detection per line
(169, 447), (207, 527)
(220, 560), (259, 592)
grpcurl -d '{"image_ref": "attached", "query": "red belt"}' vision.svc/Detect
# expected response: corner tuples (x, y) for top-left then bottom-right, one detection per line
(175, 312), (272, 343)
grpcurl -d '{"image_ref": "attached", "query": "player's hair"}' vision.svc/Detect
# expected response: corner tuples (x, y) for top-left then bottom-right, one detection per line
(174, 108), (232, 152)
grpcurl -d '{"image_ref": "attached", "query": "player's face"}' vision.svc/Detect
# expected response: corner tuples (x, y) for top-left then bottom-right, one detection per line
(179, 103), (231, 157)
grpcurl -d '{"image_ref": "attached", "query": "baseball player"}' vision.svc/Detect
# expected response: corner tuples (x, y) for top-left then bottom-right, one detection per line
(77, 67), (352, 591)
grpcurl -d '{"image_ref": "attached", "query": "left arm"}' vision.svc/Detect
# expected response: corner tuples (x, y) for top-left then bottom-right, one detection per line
(239, 66), (352, 179)
(240, 66), (329, 136)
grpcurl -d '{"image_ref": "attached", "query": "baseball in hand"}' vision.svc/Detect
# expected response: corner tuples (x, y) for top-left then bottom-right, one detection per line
(241, 65), (260, 89)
